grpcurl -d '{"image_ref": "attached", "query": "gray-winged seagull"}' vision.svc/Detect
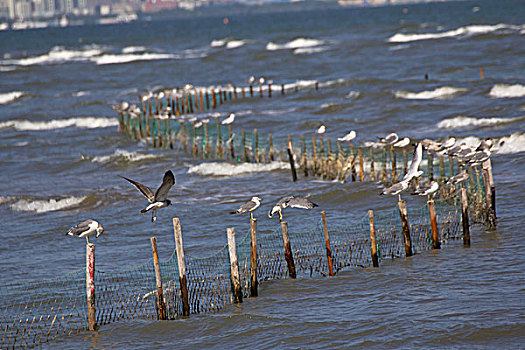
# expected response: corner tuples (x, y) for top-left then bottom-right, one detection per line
(67, 219), (104, 245)
(230, 196), (262, 220)
(268, 196), (318, 221)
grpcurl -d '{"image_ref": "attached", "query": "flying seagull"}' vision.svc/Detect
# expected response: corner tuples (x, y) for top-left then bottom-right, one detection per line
(121, 170), (175, 222)
(268, 196), (318, 221)
(230, 196), (262, 220)
(402, 143), (423, 182)
(412, 180), (439, 198)
(67, 219), (104, 245)
(378, 132), (398, 145)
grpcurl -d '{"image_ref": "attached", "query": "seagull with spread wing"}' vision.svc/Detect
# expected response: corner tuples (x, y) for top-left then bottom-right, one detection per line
(268, 196), (318, 221)
(121, 170), (175, 222)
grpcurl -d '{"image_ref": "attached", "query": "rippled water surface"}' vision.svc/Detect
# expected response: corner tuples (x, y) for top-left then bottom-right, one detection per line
(1, 0), (524, 347)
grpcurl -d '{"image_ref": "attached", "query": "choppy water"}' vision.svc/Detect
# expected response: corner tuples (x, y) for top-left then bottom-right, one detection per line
(1, 0), (524, 348)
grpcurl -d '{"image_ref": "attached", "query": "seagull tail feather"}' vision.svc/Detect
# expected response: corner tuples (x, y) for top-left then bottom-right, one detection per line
(140, 208), (148, 213)
(229, 210), (237, 215)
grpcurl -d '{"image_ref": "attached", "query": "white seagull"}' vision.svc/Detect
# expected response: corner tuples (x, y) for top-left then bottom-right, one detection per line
(121, 170), (175, 222)
(316, 125), (326, 135)
(381, 180), (410, 200)
(221, 113), (235, 125)
(268, 196), (318, 221)
(447, 172), (469, 186)
(67, 219), (104, 245)
(338, 130), (357, 143)
(412, 180), (439, 197)
(378, 132), (399, 145)
(402, 143), (424, 182)
(393, 137), (410, 148)
(230, 196), (262, 220)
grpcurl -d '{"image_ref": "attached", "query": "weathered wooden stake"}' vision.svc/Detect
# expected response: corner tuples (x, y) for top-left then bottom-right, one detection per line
(268, 134), (274, 162)
(358, 147), (365, 181)
(480, 66), (484, 80)
(390, 145), (396, 182)
(250, 218), (258, 297)
(150, 237), (167, 320)
(242, 129), (249, 162)
(86, 243), (97, 331)
(259, 84), (263, 98)
(368, 210), (379, 267)
(482, 158), (496, 227)
(461, 185), (470, 246)
(281, 83), (285, 95)
(428, 200), (440, 249)
(226, 227), (243, 303)
(428, 153), (434, 181)
(287, 140), (297, 182)
(370, 148), (375, 181)
(438, 156), (445, 184)
(242, 87), (246, 99)
(402, 147), (408, 176)
(280, 221), (296, 278)
(228, 125), (235, 159)
(216, 118), (223, 158)
(397, 199), (413, 257)
(173, 218), (190, 317)
(249, 85), (253, 97)
(254, 129), (259, 163)
(268, 83), (272, 98)
(312, 136), (318, 174)
(321, 211), (334, 276)
(302, 135), (308, 177)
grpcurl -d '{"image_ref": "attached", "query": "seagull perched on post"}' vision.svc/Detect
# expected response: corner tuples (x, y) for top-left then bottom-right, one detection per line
(393, 137), (410, 148)
(412, 180), (439, 198)
(316, 125), (326, 135)
(338, 130), (356, 143)
(268, 196), (318, 221)
(221, 113), (235, 125)
(447, 172), (469, 186)
(378, 132), (398, 145)
(230, 196), (262, 220)
(67, 219), (104, 245)
(121, 170), (175, 222)
(381, 180), (410, 200)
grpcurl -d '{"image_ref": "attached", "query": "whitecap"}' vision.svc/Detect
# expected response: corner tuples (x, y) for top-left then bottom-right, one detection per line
(0, 117), (118, 131)
(437, 116), (524, 129)
(188, 161), (290, 176)
(346, 91), (361, 99)
(266, 38), (325, 51)
(488, 84), (525, 98)
(293, 46), (328, 55)
(0, 66), (17, 72)
(210, 39), (227, 47)
(226, 40), (245, 49)
(395, 86), (467, 100)
(493, 133), (525, 154)
(10, 196), (86, 213)
(122, 46), (146, 54)
(91, 53), (177, 65)
(73, 91), (90, 97)
(388, 23), (524, 43)
(0, 91), (23, 104)
(90, 149), (161, 163)
(1, 46), (103, 66)
(0, 195), (14, 205)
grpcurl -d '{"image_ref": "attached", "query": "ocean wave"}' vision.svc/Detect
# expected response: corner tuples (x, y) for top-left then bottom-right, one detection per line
(10, 196), (86, 213)
(346, 91), (361, 99)
(187, 161), (290, 176)
(122, 46), (147, 54)
(437, 116), (524, 129)
(388, 23), (524, 43)
(0, 195), (14, 205)
(0, 66), (17, 72)
(226, 40), (246, 49)
(395, 86), (467, 100)
(210, 39), (227, 47)
(493, 133), (525, 154)
(1, 45), (104, 66)
(266, 38), (325, 51)
(91, 52), (177, 65)
(0, 117), (118, 131)
(88, 149), (162, 163)
(488, 84), (525, 98)
(0, 91), (23, 104)
(293, 46), (329, 55)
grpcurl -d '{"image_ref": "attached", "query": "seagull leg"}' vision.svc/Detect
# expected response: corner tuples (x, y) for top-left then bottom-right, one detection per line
(279, 209), (283, 222)
(86, 236), (90, 245)
(250, 212), (253, 221)
(398, 194), (402, 201)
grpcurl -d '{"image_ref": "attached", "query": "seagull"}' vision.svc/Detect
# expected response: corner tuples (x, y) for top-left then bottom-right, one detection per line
(446, 172), (469, 186)
(221, 113), (235, 125)
(465, 150), (490, 166)
(258, 77), (265, 85)
(67, 219), (104, 245)
(381, 180), (410, 200)
(316, 125), (326, 135)
(338, 130), (356, 143)
(230, 196), (262, 220)
(248, 76), (256, 84)
(393, 137), (410, 148)
(402, 143), (423, 182)
(442, 137), (456, 149)
(378, 132), (398, 145)
(476, 139), (494, 152)
(421, 138), (442, 152)
(121, 170), (175, 222)
(268, 196), (318, 221)
(412, 180), (439, 197)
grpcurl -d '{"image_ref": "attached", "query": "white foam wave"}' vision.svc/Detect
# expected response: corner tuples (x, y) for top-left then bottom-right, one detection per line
(389, 44), (410, 51)
(90, 149), (161, 163)
(10, 196), (86, 213)
(0, 195), (14, 205)
(388, 23), (524, 43)
(0, 91), (23, 104)
(493, 133), (525, 154)
(91, 53), (176, 65)
(211, 39), (226, 47)
(489, 84), (525, 98)
(188, 161), (290, 176)
(226, 40), (245, 49)
(0, 66), (17, 72)
(346, 91), (361, 99)
(73, 91), (90, 97)
(293, 46), (328, 55)
(2, 46), (103, 66)
(395, 86), (467, 100)
(122, 46), (146, 54)
(0, 117), (118, 131)
(437, 116), (524, 129)
(266, 38), (325, 51)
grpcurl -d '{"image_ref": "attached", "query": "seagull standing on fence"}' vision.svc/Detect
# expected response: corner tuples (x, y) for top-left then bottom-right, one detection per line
(230, 196), (262, 220)
(338, 130), (356, 144)
(316, 124), (326, 135)
(378, 132), (398, 145)
(121, 170), (175, 222)
(412, 180), (440, 199)
(381, 180), (410, 200)
(447, 172), (469, 186)
(268, 196), (318, 221)
(221, 113), (235, 125)
(393, 137), (410, 148)
(66, 219), (104, 245)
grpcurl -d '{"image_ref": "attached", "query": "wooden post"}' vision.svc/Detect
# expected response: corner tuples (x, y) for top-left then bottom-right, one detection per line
(370, 148), (375, 181)
(259, 84), (263, 98)
(268, 83), (272, 98)
(368, 210), (379, 267)
(86, 243), (97, 331)
(358, 147), (364, 181)
(242, 129), (249, 162)
(482, 159), (496, 227)
(382, 147), (387, 183)
(428, 152), (434, 181)
(448, 155), (454, 178)
(460, 184), (471, 246)
(228, 125), (235, 159)
(302, 135), (308, 177)
(280, 221), (296, 278)
(428, 200), (440, 249)
(268, 134), (274, 162)
(212, 90), (217, 109)
(150, 237), (167, 320)
(321, 211), (334, 276)
(216, 118), (223, 158)
(181, 122), (187, 153)
(226, 227), (243, 303)
(204, 123), (210, 156)
(191, 122), (197, 157)
(233, 86), (238, 99)
(480, 66), (484, 80)
(173, 218), (190, 317)
(312, 135), (318, 174)
(397, 199), (413, 257)
(402, 147), (408, 176)
(281, 83), (285, 95)
(287, 140), (297, 182)
(250, 218), (258, 297)
(219, 88), (223, 105)
(249, 85), (253, 97)
(438, 156), (445, 184)
(390, 145), (396, 182)
(254, 129), (259, 163)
